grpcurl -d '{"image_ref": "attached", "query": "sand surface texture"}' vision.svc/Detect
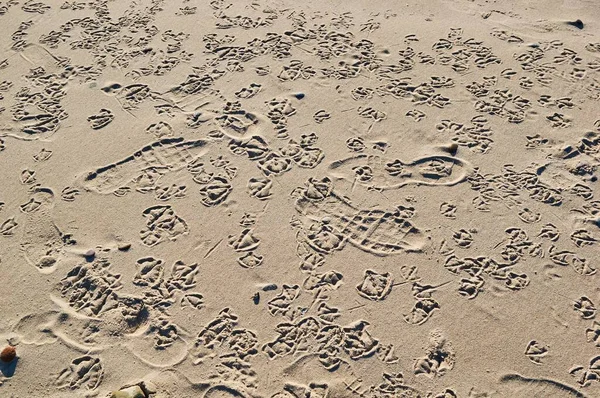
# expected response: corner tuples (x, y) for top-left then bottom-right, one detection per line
(1, 0), (600, 397)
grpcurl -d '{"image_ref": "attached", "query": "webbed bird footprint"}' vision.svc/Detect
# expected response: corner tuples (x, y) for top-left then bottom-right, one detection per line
(525, 340), (549, 364)
(356, 269), (393, 301)
(55, 355), (104, 393)
(140, 205), (189, 247)
(87, 108), (114, 130)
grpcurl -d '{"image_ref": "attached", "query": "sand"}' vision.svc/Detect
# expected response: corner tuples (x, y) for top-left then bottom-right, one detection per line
(0, 0), (599, 397)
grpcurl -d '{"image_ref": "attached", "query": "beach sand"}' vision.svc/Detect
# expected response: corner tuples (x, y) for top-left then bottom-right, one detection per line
(0, 0), (599, 396)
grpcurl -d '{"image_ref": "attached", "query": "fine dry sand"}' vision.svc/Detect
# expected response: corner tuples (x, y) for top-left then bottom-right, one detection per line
(0, 0), (600, 397)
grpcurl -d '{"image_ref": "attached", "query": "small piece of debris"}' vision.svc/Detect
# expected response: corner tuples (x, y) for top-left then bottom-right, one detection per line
(110, 385), (146, 398)
(566, 19), (584, 29)
(260, 283), (278, 291)
(118, 243), (132, 251)
(440, 143), (459, 156)
(1, 346), (16, 363)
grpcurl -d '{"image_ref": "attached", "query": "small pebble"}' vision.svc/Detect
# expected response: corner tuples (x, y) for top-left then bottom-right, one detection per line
(118, 243), (131, 251)
(536, 165), (546, 175)
(110, 385), (146, 398)
(252, 292), (260, 305)
(441, 143), (458, 156)
(293, 92), (305, 100)
(260, 283), (278, 291)
(1, 346), (16, 363)
(566, 19), (584, 29)
(84, 249), (95, 258)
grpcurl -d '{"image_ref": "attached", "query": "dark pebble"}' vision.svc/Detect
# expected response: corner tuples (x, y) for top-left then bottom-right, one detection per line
(536, 165), (546, 175)
(262, 283), (278, 291)
(566, 19), (584, 29)
(440, 143), (459, 156)
(118, 243), (131, 251)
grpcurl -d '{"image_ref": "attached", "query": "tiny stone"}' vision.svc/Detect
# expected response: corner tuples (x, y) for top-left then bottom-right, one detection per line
(1, 346), (16, 363)
(293, 92), (305, 100)
(261, 283), (278, 291)
(447, 143), (458, 156)
(110, 385), (146, 398)
(566, 19), (584, 29)
(118, 243), (132, 251)
(84, 249), (95, 258)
